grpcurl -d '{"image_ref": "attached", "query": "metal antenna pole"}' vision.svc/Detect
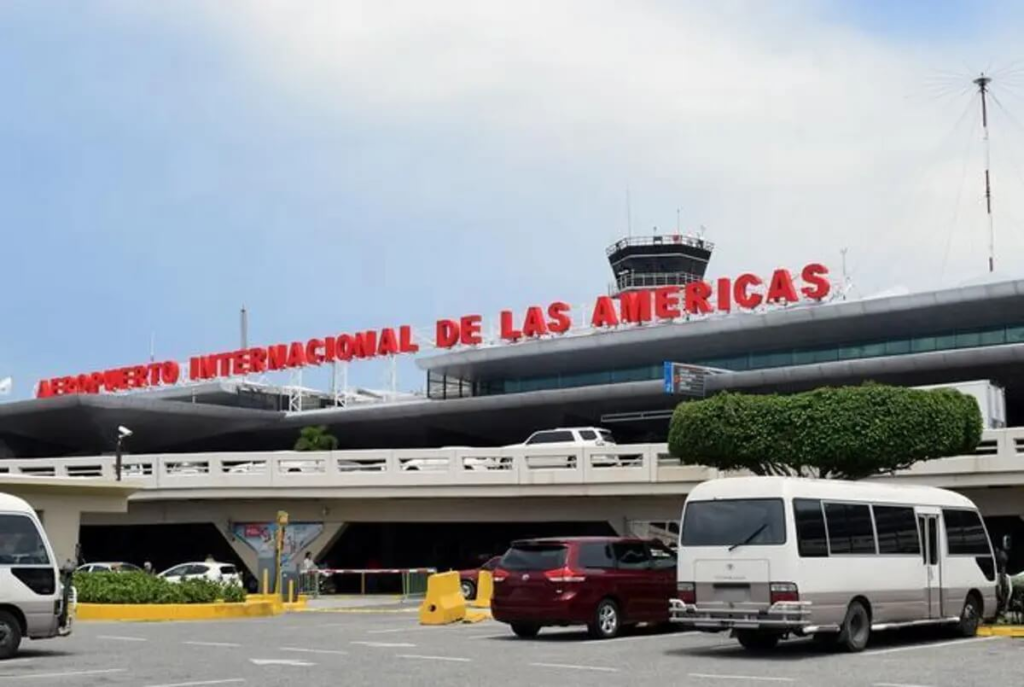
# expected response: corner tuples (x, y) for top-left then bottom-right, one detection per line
(241, 306), (249, 349)
(840, 247), (849, 301)
(974, 73), (995, 273)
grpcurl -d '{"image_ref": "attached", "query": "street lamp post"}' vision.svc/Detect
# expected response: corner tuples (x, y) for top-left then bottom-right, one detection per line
(115, 426), (133, 481)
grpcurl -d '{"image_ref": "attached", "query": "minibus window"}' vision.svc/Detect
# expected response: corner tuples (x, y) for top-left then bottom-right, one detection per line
(874, 506), (921, 555)
(793, 499), (828, 558)
(500, 544), (568, 571)
(681, 499), (785, 547)
(0, 515), (50, 566)
(942, 509), (990, 555)
(824, 503), (876, 555)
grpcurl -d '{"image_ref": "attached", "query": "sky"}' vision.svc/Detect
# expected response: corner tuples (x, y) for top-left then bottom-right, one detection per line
(2, 0), (1024, 399)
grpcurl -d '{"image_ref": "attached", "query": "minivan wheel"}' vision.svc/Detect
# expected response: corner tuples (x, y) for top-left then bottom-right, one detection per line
(735, 630), (779, 652)
(837, 601), (871, 652)
(460, 580), (476, 600)
(956, 594), (982, 637)
(588, 599), (621, 639)
(511, 623), (540, 638)
(0, 611), (23, 660)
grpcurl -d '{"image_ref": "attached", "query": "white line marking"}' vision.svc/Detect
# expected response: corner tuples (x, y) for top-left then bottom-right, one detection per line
(581, 632), (702, 644)
(350, 641), (416, 648)
(99, 635), (147, 642)
(183, 641), (242, 648)
(689, 675), (795, 683)
(0, 669), (127, 680)
(467, 633), (511, 640)
(143, 680), (245, 687)
(860, 636), (1000, 657)
(529, 662), (618, 673)
(397, 654), (472, 663)
(279, 647), (348, 655)
(249, 658), (315, 667)
(367, 626), (441, 634)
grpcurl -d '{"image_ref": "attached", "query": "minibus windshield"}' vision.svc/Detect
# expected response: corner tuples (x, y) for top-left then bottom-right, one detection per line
(0, 514), (50, 566)
(681, 498), (786, 548)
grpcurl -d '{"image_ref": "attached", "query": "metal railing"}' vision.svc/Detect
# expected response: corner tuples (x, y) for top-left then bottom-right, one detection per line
(3, 429), (1024, 493)
(606, 235), (714, 255)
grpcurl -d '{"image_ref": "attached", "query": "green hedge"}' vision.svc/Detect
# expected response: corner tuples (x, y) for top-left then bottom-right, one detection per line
(668, 384), (983, 480)
(74, 572), (246, 604)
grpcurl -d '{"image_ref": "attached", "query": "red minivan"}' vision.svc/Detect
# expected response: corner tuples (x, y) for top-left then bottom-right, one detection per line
(491, 537), (676, 639)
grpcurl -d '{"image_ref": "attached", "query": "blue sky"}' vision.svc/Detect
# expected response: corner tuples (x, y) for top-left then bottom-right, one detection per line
(1, 1), (1021, 399)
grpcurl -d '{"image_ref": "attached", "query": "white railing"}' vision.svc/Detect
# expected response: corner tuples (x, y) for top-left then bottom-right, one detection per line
(3, 429), (1024, 493)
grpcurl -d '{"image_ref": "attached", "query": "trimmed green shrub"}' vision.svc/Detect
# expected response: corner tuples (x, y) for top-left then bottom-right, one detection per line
(668, 384), (983, 480)
(74, 572), (246, 604)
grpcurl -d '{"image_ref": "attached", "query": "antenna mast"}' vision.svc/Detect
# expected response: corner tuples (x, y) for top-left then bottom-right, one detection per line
(974, 72), (995, 273)
(240, 306), (249, 350)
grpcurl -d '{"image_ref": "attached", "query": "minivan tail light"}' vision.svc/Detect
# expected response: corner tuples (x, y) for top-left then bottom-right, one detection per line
(677, 581), (696, 604)
(770, 582), (799, 604)
(492, 569), (508, 583)
(544, 567), (586, 583)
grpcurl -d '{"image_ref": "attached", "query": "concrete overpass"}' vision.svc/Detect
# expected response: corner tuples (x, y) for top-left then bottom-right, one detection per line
(5, 431), (1024, 576)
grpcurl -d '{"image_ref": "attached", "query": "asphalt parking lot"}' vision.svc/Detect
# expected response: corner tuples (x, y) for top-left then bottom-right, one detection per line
(8, 607), (1019, 687)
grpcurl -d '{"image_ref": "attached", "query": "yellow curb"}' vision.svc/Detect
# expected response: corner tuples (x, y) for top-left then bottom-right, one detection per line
(978, 625), (1024, 637)
(77, 600), (278, 622)
(299, 606), (418, 614)
(463, 610), (491, 624)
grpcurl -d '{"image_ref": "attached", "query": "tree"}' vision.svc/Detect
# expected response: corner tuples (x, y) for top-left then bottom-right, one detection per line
(294, 425), (338, 452)
(668, 384), (983, 480)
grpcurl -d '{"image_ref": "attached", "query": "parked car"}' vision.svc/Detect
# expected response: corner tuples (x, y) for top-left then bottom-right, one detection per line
(492, 536), (676, 639)
(459, 555), (502, 599)
(158, 562), (242, 585)
(507, 427), (617, 448)
(76, 562), (143, 573)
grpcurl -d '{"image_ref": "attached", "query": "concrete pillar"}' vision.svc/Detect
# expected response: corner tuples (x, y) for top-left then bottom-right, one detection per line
(39, 508), (81, 567)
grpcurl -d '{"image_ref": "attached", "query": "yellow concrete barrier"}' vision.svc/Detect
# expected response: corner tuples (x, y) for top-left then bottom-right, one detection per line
(418, 571), (466, 625)
(76, 600), (278, 622)
(470, 570), (493, 609)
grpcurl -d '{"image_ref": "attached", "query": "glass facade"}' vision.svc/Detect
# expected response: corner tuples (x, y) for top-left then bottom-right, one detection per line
(427, 322), (1024, 399)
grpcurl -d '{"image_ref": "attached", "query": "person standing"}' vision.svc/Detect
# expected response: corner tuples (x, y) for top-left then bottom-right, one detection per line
(301, 552), (318, 596)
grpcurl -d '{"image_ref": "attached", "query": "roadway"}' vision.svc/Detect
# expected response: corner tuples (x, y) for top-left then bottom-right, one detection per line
(13, 606), (1017, 686)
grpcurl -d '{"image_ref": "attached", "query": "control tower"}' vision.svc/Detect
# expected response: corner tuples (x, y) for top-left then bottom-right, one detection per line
(606, 233), (715, 295)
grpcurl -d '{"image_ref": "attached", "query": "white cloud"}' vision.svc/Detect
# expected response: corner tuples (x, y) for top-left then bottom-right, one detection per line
(165, 1), (1024, 294)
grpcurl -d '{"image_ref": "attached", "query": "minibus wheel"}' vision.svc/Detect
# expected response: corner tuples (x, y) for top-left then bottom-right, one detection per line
(837, 601), (870, 652)
(956, 593), (982, 637)
(0, 611), (22, 660)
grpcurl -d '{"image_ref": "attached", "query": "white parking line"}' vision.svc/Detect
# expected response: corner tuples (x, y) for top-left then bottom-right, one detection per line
(467, 633), (511, 640)
(183, 641), (243, 648)
(529, 662), (618, 673)
(143, 680), (245, 687)
(397, 654), (472, 663)
(367, 626), (440, 635)
(99, 635), (147, 642)
(279, 647), (348, 655)
(0, 669), (127, 680)
(689, 675), (795, 683)
(350, 641), (417, 648)
(859, 636), (1000, 656)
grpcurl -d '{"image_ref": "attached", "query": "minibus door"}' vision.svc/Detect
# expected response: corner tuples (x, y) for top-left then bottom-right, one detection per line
(918, 513), (942, 618)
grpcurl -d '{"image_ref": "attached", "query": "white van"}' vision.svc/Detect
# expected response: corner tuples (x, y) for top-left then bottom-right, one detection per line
(671, 477), (998, 652)
(0, 493), (73, 658)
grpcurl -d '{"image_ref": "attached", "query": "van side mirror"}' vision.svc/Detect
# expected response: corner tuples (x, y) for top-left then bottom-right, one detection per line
(1002, 534), (1012, 551)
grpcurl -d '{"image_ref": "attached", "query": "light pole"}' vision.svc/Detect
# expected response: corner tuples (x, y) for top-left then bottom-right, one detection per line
(115, 426), (133, 481)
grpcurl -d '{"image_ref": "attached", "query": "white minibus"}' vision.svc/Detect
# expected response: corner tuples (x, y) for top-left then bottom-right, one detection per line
(0, 493), (73, 659)
(671, 477), (999, 652)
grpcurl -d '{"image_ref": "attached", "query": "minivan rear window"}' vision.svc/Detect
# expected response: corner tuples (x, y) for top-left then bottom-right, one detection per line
(681, 499), (786, 548)
(0, 514), (50, 565)
(500, 544), (567, 571)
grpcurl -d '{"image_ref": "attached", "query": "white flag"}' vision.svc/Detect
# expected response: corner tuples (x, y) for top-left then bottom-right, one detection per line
(0, 378), (11, 395)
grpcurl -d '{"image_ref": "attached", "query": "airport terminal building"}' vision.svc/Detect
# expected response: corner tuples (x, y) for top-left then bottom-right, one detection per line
(3, 236), (1024, 457)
